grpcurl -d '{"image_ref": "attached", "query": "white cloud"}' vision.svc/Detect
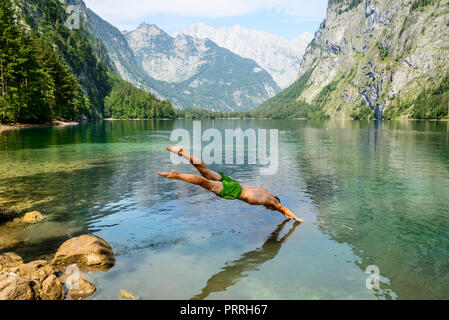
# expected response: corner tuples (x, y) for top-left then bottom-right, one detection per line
(84, 0), (328, 20)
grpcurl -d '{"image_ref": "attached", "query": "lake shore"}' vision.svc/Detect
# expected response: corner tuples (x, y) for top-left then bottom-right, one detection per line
(2, 118), (448, 133)
(0, 120), (79, 133)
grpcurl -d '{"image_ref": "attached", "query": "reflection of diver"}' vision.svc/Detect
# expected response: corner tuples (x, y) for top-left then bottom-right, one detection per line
(191, 219), (301, 300)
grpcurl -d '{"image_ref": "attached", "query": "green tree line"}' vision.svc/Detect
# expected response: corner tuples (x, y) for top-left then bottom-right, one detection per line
(0, 0), (84, 123)
(104, 81), (175, 119)
(0, 0), (176, 123)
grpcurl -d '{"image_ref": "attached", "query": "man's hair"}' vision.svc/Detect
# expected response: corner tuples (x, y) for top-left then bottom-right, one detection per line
(274, 196), (281, 203)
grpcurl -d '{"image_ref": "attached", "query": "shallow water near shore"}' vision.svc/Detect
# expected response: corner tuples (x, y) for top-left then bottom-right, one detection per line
(1, 119), (449, 299)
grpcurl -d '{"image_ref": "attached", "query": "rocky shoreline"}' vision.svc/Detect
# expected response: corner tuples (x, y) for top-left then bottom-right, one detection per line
(0, 234), (114, 300)
(0, 121), (79, 133)
(0, 207), (135, 300)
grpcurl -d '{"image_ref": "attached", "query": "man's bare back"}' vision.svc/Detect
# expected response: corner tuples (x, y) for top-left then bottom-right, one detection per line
(157, 146), (303, 223)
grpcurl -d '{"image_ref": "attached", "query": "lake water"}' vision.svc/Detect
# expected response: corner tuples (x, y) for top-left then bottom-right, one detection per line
(1, 119), (449, 300)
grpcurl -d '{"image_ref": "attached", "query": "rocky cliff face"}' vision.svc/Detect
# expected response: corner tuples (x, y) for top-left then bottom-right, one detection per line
(86, 8), (146, 88)
(283, 0), (449, 119)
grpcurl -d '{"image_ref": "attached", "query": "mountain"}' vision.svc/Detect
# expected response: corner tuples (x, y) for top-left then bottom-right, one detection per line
(120, 23), (280, 111)
(86, 14), (280, 112)
(85, 8), (147, 88)
(175, 23), (314, 89)
(258, 0), (449, 119)
(86, 10), (282, 113)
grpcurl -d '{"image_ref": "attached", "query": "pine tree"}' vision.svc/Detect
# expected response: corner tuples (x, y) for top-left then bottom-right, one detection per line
(0, 0), (21, 121)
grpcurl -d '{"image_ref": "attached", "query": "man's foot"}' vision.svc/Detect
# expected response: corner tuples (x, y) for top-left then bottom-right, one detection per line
(157, 170), (179, 179)
(166, 146), (184, 156)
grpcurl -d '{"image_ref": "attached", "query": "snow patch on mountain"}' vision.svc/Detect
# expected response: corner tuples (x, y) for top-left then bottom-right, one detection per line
(175, 23), (314, 88)
(122, 22), (280, 111)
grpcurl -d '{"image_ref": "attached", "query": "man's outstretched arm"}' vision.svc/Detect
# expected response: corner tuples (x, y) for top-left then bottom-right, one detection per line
(274, 203), (303, 223)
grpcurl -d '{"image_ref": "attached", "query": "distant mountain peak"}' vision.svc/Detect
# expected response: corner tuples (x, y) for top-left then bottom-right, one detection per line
(175, 23), (313, 88)
(135, 22), (165, 36)
(91, 19), (279, 111)
(87, 9), (280, 112)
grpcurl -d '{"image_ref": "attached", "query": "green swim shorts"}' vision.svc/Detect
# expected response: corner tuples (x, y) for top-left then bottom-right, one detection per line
(218, 172), (243, 200)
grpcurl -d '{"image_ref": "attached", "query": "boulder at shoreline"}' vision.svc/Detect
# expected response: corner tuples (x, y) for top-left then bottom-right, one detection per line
(40, 274), (65, 300)
(0, 273), (37, 300)
(53, 235), (115, 270)
(0, 252), (23, 272)
(68, 277), (96, 300)
(0, 234), (114, 300)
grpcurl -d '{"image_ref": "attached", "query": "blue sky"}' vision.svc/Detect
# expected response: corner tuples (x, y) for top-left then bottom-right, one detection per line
(84, 0), (329, 40)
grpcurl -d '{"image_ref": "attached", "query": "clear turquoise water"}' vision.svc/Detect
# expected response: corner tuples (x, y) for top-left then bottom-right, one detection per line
(1, 120), (449, 299)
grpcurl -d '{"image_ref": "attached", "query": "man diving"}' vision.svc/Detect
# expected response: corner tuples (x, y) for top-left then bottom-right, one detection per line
(157, 146), (303, 223)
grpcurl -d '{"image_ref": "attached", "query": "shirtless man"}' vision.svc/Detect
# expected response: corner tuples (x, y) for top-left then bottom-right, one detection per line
(157, 146), (303, 223)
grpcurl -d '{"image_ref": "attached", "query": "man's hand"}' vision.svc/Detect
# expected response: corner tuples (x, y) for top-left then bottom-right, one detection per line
(283, 208), (304, 223)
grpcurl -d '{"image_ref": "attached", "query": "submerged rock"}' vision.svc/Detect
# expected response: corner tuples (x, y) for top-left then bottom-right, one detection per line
(68, 277), (96, 300)
(53, 235), (115, 270)
(21, 211), (46, 224)
(0, 211), (45, 250)
(0, 207), (20, 222)
(0, 236), (22, 251)
(1, 210), (46, 228)
(120, 290), (138, 300)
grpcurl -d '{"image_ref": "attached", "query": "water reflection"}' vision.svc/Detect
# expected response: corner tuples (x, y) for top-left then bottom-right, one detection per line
(2, 120), (449, 299)
(0, 120), (267, 260)
(191, 220), (301, 300)
(293, 120), (449, 299)
(0, 120), (178, 151)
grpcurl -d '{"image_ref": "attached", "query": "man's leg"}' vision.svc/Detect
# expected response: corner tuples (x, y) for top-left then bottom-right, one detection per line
(157, 170), (223, 195)
(166, 146), (222, 181)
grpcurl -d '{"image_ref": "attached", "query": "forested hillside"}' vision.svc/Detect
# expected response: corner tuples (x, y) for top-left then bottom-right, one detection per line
(0, 0), (175, 123)
(105, 82), (175, 119)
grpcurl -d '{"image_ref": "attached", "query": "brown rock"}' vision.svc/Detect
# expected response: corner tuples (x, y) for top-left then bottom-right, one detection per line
(36, 265), (57, 282)
(18, 260), (47, 277)
(19, 261), (55, 283)
(0, 273), (36, 300)
(120, 290), (138, 300)
(0, 253), (23, 272)
(68, 277), (96, 300)
(21, 211), (45, 224)
(40, 274), (65, 300)
(53, 235), (115, 270)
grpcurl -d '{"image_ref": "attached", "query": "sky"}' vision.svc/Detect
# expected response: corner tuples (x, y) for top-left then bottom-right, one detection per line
(84, 0), (329, 41)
